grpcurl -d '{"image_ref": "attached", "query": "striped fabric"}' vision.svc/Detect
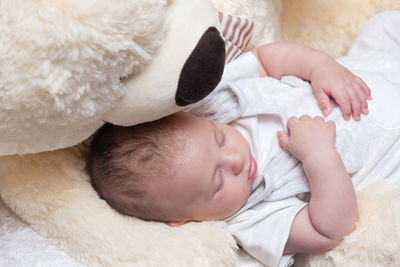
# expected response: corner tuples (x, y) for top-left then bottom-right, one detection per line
(218, 11), (255, 64)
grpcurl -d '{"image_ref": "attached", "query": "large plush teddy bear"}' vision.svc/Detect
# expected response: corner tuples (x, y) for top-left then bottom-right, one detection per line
(1, 0), (400, 266)
(0, 0), (229, 155)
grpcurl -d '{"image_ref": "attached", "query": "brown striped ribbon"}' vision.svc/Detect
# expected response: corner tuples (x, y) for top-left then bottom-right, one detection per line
(218, 11), (255, 64)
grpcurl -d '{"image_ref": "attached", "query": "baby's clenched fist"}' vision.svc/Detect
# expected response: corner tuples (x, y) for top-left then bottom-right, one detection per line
(277, 115), (336, 162)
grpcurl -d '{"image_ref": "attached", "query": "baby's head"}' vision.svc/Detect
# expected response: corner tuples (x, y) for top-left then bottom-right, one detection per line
(86, 112), (257, 224)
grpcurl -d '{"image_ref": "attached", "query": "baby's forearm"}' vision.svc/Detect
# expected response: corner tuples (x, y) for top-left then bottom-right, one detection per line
(301, 151), (358, 241)
(253, 42), (332, 80)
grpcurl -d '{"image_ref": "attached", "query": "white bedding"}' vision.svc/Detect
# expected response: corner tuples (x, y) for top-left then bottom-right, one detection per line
(0, 197), (82, 267)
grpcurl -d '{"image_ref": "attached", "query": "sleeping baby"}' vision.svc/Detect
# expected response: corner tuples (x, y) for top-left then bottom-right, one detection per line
(85, 11), (400, 267)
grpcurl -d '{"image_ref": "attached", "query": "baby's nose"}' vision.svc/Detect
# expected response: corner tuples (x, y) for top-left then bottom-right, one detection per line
(226, 150), (245, 175)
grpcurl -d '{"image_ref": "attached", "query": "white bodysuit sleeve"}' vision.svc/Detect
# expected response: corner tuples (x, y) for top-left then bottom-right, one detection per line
(227, 196), (307, 267)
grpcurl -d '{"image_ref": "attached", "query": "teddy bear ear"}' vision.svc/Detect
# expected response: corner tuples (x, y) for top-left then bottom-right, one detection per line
(103, 0), (225, 126)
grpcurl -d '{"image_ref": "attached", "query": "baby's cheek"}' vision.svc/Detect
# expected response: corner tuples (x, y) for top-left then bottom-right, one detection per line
(233, 186), (250, 210)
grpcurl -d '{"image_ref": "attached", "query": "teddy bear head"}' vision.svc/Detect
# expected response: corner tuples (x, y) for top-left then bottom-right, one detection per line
(103, 0), (226, 126)
(0, 0), (225, 156)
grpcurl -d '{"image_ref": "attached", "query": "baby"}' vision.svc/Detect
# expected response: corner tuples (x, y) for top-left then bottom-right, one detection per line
(86, 11), (400, 267)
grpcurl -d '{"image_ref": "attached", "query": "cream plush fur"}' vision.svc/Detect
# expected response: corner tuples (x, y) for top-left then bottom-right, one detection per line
(295, 182), (400, 267)
(1, 0), (400, 266)
(0, 0), (168, 155)
(282, 0), (400, 58)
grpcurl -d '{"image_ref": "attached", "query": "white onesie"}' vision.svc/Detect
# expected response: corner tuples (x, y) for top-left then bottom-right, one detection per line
(189, 11), (400, 267)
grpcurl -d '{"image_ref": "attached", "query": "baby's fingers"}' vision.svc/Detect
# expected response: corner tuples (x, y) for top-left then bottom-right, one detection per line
(314, 89), (332, 116)
(277, 131), (289, 150)
(354, 82), (369, 115)
(331, 90), (352, 120)
(355, 77), (371, 114)
(348, 79), (370, 120)
(355, 76), (372, 100)
(348, 87), (362, 121)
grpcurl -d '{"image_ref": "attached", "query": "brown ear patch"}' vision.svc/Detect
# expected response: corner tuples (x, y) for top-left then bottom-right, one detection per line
(175, 27), (225, 106)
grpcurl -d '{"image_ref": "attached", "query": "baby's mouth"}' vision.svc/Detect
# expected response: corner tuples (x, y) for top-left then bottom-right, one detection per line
(248, 154), (257, 181)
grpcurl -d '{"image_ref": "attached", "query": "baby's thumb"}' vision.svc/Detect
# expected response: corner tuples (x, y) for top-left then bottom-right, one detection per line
(315, 90), (331, 116)
(277, 131), (289, 150)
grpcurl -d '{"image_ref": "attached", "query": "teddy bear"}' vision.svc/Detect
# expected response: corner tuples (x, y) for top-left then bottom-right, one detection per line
(1, 0), (400, 266)
(0, 0), (229, 156)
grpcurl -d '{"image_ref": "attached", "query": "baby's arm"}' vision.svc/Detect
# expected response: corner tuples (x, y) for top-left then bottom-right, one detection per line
(278, 115), (358, 254)
(252, 42), (329, 80)
(251, 43), (371, 121)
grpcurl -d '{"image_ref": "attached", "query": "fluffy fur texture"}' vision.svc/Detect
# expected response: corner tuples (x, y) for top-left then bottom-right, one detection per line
(296, 182), (400, 267)
(0, 0), (167, 155)
(282, 0), (400, 58)
(1, 0), (400, 266)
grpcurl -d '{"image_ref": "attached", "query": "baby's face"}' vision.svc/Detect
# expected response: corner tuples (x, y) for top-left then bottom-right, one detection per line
(153, 112), (257, 222)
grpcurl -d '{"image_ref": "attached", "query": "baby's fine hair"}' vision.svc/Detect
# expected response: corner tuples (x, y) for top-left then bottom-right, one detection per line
(86, 115), (180, 221)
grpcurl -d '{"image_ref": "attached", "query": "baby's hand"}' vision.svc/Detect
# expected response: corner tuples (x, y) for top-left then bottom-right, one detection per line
(278, 115), (336, 162)
(310, 58), (371, 121)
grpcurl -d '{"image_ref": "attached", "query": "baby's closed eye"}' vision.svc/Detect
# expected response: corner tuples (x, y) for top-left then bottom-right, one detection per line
(215, 169), (224, 193)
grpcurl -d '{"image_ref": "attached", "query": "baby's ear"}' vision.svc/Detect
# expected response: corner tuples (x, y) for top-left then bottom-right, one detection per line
(166, 221), (187, 227)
